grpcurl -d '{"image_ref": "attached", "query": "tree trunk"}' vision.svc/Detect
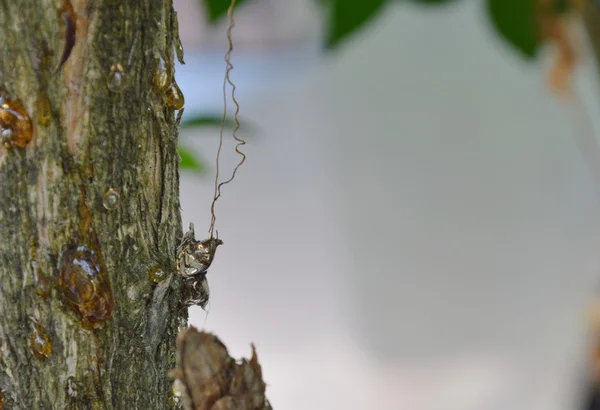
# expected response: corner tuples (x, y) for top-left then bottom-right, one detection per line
(0, 1), (187, 408)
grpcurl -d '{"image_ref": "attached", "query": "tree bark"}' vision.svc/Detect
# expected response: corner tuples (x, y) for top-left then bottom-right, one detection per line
(0, 0), (187, 408)
(173, 328), (272, 410)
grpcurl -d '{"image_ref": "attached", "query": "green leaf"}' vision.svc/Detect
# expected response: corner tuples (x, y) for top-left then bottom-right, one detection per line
(180, 114), (237, 130)
(408, 0), (458, 4)
(324, 0), (389, 49)
(178, 147), (204, 173)
(486, 0), (540, 59)
(202, 0), (249, 23)
(554, 0), (569, 14)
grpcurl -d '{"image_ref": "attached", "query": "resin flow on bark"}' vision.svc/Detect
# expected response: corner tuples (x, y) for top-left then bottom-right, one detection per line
(56, 244), (114, 328)
(166, 81), (184, 110)
(153, 52), (170, 92)
(0, 89), (33, 149)
(149, 263), (167, 284)
(28, 319), (53, 360)
(102, 188), (120, 211)
(107, 63), (126, 93)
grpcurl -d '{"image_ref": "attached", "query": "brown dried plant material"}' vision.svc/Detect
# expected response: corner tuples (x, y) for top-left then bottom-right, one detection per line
(587, 299), (600, 382)
(537, 0), (585, 95)
(580, 298), (600, 409)
(540, 16), (578, 95)
(176, 223), (222, 309)
(172, 327), (272, 410)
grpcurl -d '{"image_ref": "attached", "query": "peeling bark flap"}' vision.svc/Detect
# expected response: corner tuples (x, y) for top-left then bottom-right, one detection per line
(173, 327), (272, 410)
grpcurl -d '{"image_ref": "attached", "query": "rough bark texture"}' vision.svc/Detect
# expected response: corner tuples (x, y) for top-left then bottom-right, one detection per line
(173, 328), (271, 410)
(0, 0), (187, 408)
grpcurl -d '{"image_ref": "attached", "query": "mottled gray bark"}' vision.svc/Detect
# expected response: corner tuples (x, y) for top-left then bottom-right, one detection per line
(0, 0), (187, 408)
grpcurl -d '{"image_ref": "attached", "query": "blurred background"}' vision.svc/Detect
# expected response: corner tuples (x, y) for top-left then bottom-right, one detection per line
(173, 0), (600, 409)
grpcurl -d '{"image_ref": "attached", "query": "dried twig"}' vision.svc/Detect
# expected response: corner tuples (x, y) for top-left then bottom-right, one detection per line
(209, 0), (245, 238)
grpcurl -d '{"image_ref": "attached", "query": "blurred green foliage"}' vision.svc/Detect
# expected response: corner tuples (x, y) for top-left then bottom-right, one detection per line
(487, 0), (540, 58)
(184, 0), (573, 172)
(407, 0), (457, 4)
(180, 115), (237, 130)
(323, 0), (389, 49)
(201, 0), (573, 57)
(203, 0), (249, 23)
(178, 146), (205, 172)
(202, 0), (391, 49)
(178, 114), (246, 172)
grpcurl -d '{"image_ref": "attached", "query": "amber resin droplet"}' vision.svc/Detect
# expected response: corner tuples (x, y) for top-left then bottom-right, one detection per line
(102, 188), (120, 210)
(57, 245), (114, 327)
(166, 81), (184, 110)
(148, 263), (166, 283)
(29, 319), (53, 360)
(0, 90), (33, 149)
(107, 63), (126, 92)
(152, 52), (170, 92)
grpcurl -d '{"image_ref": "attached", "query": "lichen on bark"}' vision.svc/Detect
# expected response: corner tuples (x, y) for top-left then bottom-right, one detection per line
(0, 0), (187, 408)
